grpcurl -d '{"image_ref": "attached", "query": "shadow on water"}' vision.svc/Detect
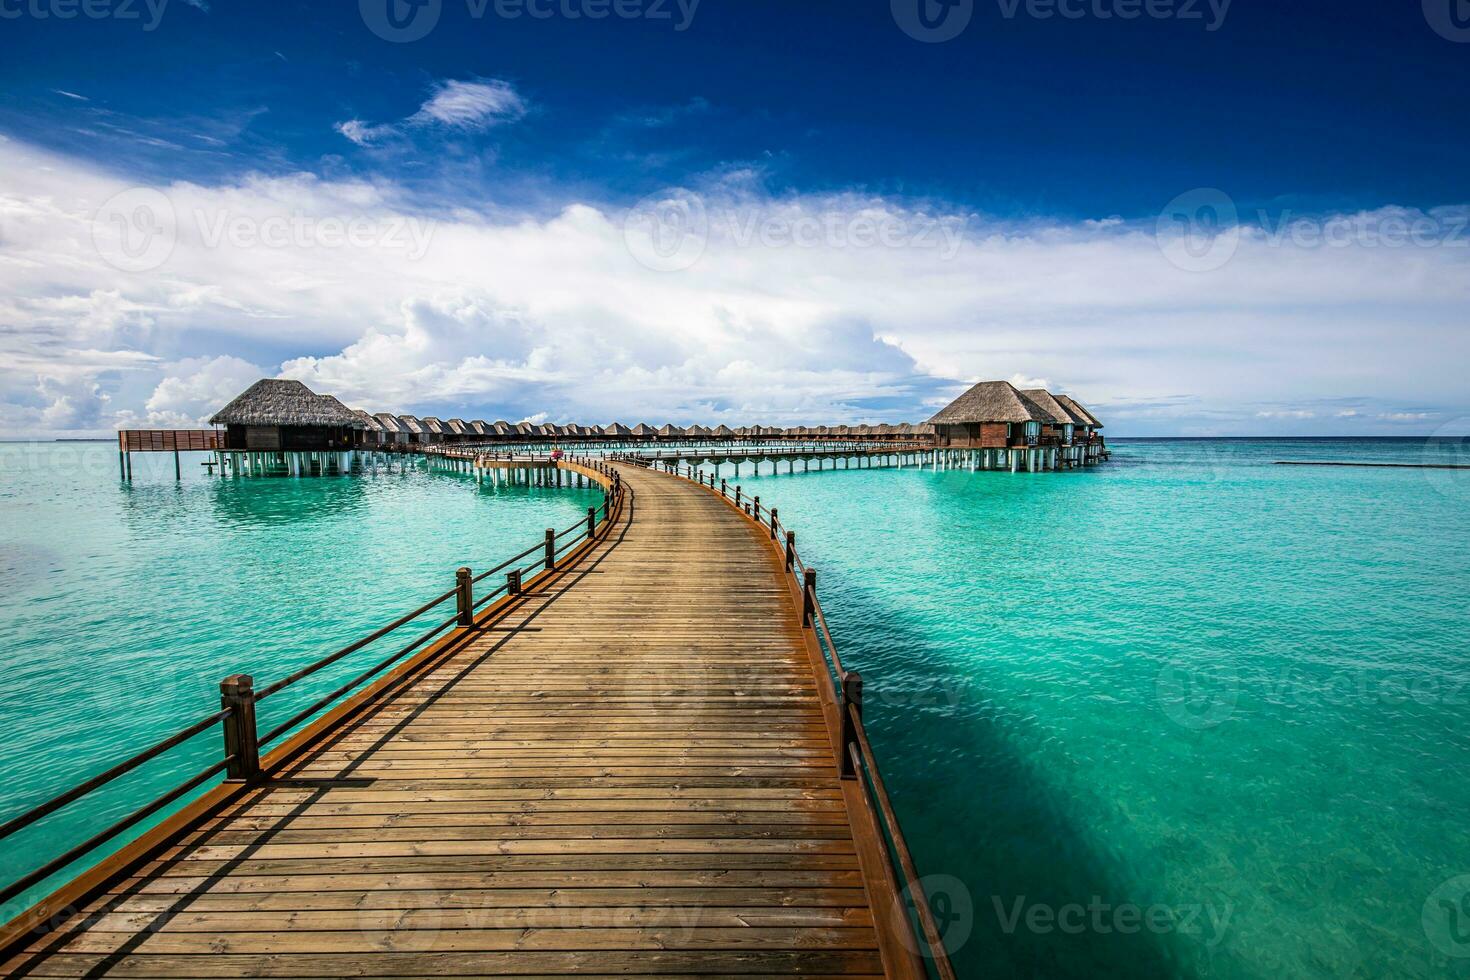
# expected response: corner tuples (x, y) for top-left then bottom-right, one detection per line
(834, 579), (1191, 980)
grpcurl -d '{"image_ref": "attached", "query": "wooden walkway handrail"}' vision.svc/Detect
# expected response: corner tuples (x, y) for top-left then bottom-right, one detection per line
(613, 453), (959, 978)
(3, 456), (949, 978)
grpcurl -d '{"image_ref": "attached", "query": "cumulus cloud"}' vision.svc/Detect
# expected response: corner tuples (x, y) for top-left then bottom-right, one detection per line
(335, 79), (526, 146)
(1, 136), (1468, 436)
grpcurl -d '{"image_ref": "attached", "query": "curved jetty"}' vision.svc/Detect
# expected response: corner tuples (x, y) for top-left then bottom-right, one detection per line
(2, 461), (949, 978)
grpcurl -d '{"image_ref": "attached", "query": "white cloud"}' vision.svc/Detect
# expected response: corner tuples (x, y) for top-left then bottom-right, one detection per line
(0, 136), (1467, 436)
(335, 79), (526, 147)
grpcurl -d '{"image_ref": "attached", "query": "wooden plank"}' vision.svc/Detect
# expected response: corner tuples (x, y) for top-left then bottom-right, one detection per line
(3, 460), (919, 978)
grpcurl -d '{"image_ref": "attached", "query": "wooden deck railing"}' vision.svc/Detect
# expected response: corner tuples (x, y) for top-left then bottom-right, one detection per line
(0, 460), (625, 913)
(612, 453), (960, 980)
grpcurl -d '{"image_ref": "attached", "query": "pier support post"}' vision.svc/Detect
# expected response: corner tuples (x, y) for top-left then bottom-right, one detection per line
(456, 567), (474, 627)
(802, 568), (816, 628)
(219, 675), (260, 783)
(839, 671), (863, 779)
(545, 528), (556, 570)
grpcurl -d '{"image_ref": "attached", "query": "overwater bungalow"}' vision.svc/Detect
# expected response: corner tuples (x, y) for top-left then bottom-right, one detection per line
(658, 423), (685, 440)
(209, 379), (365, 451)
(353, 410), (386, 447)
(396, 416), (429, 444)
(604, 423), (632, 440)
(373, 413), (412, 446)
(1055, 394), (1106, 463)
(630, 423), (656, 440)
(515, 422), (536, 439)
(686, 424), (711, 441)
(465, 420), (493, 441)
(927, 379), (1107, 470)
(444, 418), (472, 442)
(712, 424), (734, 439)
(417, 417), (448, 444)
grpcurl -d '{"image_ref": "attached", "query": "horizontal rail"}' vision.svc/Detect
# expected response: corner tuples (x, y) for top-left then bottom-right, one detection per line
(0, 755), (234, 907)
(0, 458), (623, 912)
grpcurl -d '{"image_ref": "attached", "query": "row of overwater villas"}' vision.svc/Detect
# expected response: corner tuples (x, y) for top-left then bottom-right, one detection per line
(207, 378), (1105, 467)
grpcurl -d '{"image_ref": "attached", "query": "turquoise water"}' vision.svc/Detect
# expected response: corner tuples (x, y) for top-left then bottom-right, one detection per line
(1, 439), (1468, 979)
(713, 439), (1470, 978)
(0, 442), (601, 911)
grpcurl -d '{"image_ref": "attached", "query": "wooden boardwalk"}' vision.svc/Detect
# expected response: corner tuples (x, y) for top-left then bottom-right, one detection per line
(3, 462), (924, 978)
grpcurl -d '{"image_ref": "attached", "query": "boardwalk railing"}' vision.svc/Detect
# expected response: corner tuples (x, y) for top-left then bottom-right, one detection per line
(613, 454), (959, 980)
(0, 460), (625, 912)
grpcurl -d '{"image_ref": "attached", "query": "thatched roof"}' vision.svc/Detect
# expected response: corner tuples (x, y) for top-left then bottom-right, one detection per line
(211, 379), (365, 428)
(658, 424), (685, 437)
(1055, 394), (1103, 428)
(928, 380), (1059, 425)
(419, 417), (448, 434)
(515, 422), (536, 436)
(630, 424), (656, 437)
(353, 410), (384, 431)
(1021, 389), (1082, 427)
(603, 423), (631, 437)
(374, 413), (410, 433)
(712, 425), (734, 437)
(445, 418), (471, 435)
(686, 424), (710, 437)
(466, 421), (492, 436)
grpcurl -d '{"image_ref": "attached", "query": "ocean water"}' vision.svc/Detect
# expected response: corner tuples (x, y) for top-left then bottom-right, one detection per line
(0, 442), (602, 907)
(1, 438), (1467, 979)
(715, 439), (1470, 979)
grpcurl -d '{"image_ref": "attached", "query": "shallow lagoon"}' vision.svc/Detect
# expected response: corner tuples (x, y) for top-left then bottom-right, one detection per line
(1, 438), (1467, 978)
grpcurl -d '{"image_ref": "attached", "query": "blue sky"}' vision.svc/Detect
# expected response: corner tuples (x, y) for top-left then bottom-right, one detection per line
(0, 0), (1467, 435)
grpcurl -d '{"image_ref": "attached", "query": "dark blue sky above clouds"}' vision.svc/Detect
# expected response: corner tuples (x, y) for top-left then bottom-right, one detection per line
(0, 0), (1467, 434)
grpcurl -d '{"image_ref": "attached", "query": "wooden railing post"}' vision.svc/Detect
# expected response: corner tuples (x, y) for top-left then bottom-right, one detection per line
(507, 569), (522, 596)
(455, 567), (473, 626)
(735, 485), (742, 507)
(753, 495), (760, 517)
(587, 506), (596, 538)
(544, 528), (556, 570)
(802, 568), (816, 627)
(219, 675), (260, 783)
(785, 531), (796, 572)
(720, 477), (726, 495)
(840, 671), (863, 779)
(769, 507), (778, 538)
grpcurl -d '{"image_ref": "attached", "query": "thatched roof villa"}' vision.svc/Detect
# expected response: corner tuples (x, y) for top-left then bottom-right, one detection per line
(209, 379), (364, 451)
(928, 379), (1106, 468)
